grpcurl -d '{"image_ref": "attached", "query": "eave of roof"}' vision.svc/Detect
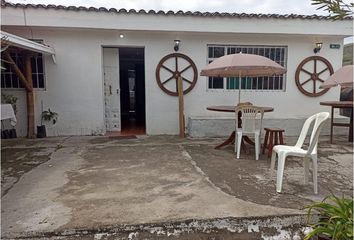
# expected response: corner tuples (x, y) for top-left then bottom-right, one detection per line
(1, 30), (55, 56)
(1, 0), (352, 21)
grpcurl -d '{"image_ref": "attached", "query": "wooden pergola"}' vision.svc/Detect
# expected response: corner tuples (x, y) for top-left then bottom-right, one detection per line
(1, 31), (56, 138)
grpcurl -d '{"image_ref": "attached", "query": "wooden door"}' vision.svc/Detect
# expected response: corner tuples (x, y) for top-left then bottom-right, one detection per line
(103, 48), (121, 132)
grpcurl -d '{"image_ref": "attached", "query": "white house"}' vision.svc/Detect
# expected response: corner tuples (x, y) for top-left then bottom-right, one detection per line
(1, 1), (352, 137)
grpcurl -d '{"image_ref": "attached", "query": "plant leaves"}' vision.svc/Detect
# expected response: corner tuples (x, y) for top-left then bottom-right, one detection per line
(304, 194), (353, 239)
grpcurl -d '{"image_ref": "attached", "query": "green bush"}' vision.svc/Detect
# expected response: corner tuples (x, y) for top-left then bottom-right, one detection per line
(304, 194), (353, 240)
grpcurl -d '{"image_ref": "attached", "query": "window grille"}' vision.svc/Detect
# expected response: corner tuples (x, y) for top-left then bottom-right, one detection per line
(207, 45), (287, 91)
(1, 43), (45, 89)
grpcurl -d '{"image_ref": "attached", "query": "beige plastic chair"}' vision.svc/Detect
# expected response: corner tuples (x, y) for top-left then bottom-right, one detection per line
(270, 112), (330, 193)
(235, 105), (264, 160)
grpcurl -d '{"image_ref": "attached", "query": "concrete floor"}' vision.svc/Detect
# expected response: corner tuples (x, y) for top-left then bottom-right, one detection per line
(1, 135), (352, 239)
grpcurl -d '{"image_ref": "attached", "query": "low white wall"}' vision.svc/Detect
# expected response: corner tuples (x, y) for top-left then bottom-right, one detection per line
(187, 115), (350, 138)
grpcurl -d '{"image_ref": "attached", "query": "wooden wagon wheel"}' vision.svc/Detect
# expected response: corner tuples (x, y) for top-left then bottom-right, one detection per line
(295, 56), (334, 97)
(156, 53), (198, 96)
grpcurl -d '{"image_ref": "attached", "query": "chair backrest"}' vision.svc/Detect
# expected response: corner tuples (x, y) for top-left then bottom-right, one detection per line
(295, 112), (330, 154)
(237, 102), (253, 107)
(235, 105), (264, 134)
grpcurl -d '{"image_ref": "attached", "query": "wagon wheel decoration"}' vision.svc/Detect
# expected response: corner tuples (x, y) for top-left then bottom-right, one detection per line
(295, 56), (334, 97)
(156, 53), (198, 96)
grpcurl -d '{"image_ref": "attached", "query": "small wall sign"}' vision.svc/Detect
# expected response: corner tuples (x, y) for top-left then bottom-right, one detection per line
(330, 44), (340, 49)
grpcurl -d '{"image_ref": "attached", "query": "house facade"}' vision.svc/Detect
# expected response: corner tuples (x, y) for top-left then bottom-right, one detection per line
(1, 2), (352, 137)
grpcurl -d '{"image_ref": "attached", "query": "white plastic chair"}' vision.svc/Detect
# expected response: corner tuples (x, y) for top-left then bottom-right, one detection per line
(235, 105), (264, 160)
(270, 112), (329, 193)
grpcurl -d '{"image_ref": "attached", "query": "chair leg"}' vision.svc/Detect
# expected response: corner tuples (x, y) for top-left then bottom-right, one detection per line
(234, 132), (238, 153)
(276, 153), (286, 193)
(262, 130), (269, 154)
(255, 133), (260, 160)
(304, 157), (310, 185)
(270, 150), (277, 177)
(312, 155), (318, 194)
(236, 132), (242, 159)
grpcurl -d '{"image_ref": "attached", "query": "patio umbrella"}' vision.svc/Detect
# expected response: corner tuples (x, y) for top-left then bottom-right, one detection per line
(200, 53), (287, 103)
(320, 65), (354, 89)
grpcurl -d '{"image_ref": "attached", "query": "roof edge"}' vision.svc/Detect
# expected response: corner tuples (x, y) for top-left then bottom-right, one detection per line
(1, 30), (55, 55)
(1, 0), (353, 20)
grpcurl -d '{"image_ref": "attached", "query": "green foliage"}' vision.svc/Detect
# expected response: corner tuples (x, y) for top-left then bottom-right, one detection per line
(311, 0), (354, 20)
(41, 108), (58, 125)
(1, 93), (18, 114)
(304, 194), (353, 240)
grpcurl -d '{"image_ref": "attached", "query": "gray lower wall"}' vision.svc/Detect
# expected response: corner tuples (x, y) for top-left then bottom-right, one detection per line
(187, 116), (350, 138)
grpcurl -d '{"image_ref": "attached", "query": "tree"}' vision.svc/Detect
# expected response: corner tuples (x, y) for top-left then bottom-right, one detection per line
(312, 0), (354, 20)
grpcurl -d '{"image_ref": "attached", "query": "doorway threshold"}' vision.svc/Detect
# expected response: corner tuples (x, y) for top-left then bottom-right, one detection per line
(105, 131), (145, 138)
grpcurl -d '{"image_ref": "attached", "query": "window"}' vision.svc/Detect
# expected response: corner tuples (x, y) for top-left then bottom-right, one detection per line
(1, 51), (45, 89)
(207, 45), (287, 91)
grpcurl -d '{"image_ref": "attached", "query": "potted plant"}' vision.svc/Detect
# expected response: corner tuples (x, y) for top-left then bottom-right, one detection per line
(37, 108), (58, 138)
(304, 194), (353, 240)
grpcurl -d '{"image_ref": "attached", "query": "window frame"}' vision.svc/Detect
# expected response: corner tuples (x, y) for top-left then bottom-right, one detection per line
(1, 41), (47, 91)
(206, 44), (288, 92)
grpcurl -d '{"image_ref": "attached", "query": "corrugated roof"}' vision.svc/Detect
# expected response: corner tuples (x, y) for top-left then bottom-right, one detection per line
(1, 0), (352, 20)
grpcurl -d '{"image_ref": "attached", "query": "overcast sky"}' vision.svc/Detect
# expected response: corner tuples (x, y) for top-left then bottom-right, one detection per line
(10, 0), (331, 15)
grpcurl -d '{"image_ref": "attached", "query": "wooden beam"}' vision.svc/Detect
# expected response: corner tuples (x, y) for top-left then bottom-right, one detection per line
(177, 76), (185, 138)
(24, 54), (35, 138)
(3, 51), (32, 92)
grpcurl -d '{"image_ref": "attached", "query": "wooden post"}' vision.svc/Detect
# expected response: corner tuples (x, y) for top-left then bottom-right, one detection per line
(4, 51), (35, 138)
(24, 54), (35, 138)
(177, 76), (185, 138)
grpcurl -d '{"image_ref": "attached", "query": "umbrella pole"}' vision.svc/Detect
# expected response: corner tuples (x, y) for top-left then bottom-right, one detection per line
(238, 72), (241, 104)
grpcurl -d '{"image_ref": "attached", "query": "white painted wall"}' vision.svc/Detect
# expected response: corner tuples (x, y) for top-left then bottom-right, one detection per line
(2, 28), (107, 136)
(1, 27), (347, 136)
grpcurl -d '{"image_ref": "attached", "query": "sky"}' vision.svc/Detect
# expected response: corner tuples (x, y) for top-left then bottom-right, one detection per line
(10, 0), (331, 15)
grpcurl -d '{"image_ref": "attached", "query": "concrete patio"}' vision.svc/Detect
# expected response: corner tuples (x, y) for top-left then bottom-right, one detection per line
(1, 134), (352, 239)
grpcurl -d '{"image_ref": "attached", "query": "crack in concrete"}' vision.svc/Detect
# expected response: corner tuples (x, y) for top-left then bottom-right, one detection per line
(1, 142), (64, 197)
(179, 144), (238, 199)
(1, 137), (86, 236)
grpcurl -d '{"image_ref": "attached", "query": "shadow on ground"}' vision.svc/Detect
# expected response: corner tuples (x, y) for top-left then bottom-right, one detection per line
(185, 136), (353, 209)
